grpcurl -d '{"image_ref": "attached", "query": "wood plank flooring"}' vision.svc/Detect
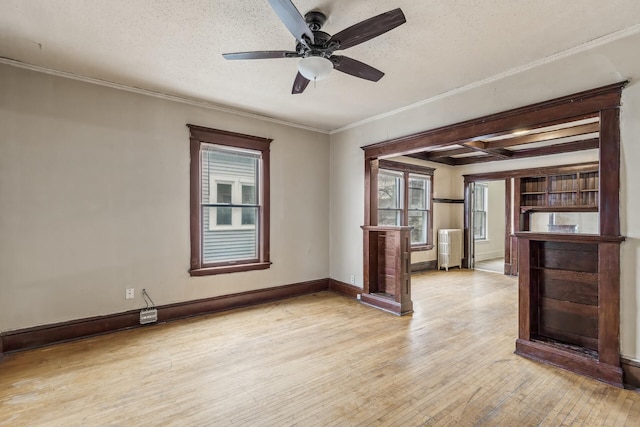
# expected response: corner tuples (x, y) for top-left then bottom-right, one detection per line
(2, 269), (640, 426)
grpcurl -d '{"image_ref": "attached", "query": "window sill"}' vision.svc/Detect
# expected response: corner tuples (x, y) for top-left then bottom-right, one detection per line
(190, 262), (271, 276)
(411, 244), (434, 252)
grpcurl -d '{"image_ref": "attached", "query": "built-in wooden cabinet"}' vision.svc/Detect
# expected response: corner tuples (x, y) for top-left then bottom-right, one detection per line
(519, 167), (599, 213)
(361, 226), (413, 315)
(515, 233), (624, 386)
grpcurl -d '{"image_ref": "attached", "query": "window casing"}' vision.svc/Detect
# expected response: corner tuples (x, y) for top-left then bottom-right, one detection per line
(188, 125), (271, 276)
(473, 183), (488, 240)
(377, 160), (434, 249)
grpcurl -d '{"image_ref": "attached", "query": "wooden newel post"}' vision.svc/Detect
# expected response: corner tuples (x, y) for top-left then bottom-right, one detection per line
(361, 226), (413, 315)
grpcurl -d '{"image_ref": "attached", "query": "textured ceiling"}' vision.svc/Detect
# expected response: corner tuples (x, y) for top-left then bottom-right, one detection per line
(1, 1), (640, 131)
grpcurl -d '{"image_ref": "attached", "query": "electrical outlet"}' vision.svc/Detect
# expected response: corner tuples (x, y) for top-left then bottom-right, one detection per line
(357, 293), (361, 300)
(125, 288), (134, 300)
(350, 275), (355, 284)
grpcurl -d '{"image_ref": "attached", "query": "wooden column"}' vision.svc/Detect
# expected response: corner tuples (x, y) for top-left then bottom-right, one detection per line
(361, 226), (413, 315)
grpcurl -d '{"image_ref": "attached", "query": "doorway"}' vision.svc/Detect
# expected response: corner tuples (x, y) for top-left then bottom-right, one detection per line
(471, 180), (506, 273)
(468, 179), (510, 274)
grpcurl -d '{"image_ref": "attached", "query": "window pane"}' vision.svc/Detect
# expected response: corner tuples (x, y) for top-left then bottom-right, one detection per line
(217, 183), (232, 204)
(242, 185), (256, 205)
(378, 210), (401, 226)
(474, 186), (486, 211)
(409, 178), (425, 209)
(216, 206), (232, 226)
(474, 212), (486, 240)
(242, 207), (257, 225)
(378, 172), (401, 209)
(203, 208), (257, 263)
(409, 211), (427, 244)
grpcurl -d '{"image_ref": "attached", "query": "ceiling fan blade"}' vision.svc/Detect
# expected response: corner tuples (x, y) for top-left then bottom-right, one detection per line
(267, 0), (314, 45)
(292, 72), (310, 94)
(332, 55), (384, 82)
(330, 8), (406, 51)
(222, 51), (298, 60)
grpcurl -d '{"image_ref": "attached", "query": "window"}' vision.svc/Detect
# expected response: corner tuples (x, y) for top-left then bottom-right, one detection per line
(473, 183), (488, 240)
(188, 125), (271, 276)
(377, 160), (434, 249)
(408, 174), (430, 245)
(377, 170), (403, 226)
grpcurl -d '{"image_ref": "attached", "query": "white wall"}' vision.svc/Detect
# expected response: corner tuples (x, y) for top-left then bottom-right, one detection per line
(475, 180), (506, 262)
(329, 32), (640, 360)
(0, 63), (330, 331)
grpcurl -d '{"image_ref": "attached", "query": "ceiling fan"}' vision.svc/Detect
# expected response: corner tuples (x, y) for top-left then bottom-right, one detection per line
(222, 0), (406, 94)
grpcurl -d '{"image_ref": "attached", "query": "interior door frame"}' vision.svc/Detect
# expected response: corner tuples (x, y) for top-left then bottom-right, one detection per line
(463, 177), (512, 274)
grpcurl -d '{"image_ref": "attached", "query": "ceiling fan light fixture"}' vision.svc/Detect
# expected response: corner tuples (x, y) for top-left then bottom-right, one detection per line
(298, 56), (333, 81)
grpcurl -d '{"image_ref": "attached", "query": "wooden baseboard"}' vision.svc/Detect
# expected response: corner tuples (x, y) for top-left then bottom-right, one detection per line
(411, 260), (437, 273)
(329, 279), (361, 299)
(1, 278), (329, 354)
(622, 357), (640, 389)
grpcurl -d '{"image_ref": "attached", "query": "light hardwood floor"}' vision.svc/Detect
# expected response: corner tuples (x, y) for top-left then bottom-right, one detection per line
(2, 269), (640, 426)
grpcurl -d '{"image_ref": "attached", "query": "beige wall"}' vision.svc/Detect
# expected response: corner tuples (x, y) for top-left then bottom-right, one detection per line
(329, 32), (640, 360)
(0, 64), (330, 331)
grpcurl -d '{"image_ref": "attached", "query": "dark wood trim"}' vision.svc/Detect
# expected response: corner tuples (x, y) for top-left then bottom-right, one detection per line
(378, 159), (435, 175)
(411, 244), (434, 252)
(484, 122), (600, 150)
(505, 178), (512, 275)
(433, 198), (464, 204)
(1, 279), (329, 354)
(621, 358), (640, 389)
(599, 108), (621, 236)
(329, 279), (361, 299)
(514, 232), (625, 243)
(453, 138), (599, 166)
(462, 180), (471, 268)
(598, 242), (621, 366)
(189, 137), (202, 271)
(187, 125), (272, 152)
(463, 162), (599, 182)
(362, 82), (626, 159)
(516, 339), (623, 387)
(262, 146), (271, 263)
(187, 124), (272, 276)
(189, 262), (271, 276)
(360, 293), (404, 315)
(366, 159), (377, 226)
(411, 260), (437, 272)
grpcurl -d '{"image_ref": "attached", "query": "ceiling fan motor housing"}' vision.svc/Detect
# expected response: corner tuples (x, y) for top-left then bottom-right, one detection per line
(305, 11), (327, 31)
(296, 30), (333, 58)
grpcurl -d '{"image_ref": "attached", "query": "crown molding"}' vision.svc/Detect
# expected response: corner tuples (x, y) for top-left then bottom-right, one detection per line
(0, 57), (329, 135)
(330, 24), (640, 135)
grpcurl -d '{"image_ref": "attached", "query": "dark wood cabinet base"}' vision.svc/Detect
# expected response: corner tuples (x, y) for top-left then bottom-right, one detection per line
(516, 339), (623, 387)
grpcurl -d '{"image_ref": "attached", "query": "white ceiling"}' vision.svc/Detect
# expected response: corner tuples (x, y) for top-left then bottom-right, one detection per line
(1, 1), (640, 132)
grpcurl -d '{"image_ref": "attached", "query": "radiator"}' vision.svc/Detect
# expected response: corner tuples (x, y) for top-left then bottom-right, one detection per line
(438, 229), (462, 271)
